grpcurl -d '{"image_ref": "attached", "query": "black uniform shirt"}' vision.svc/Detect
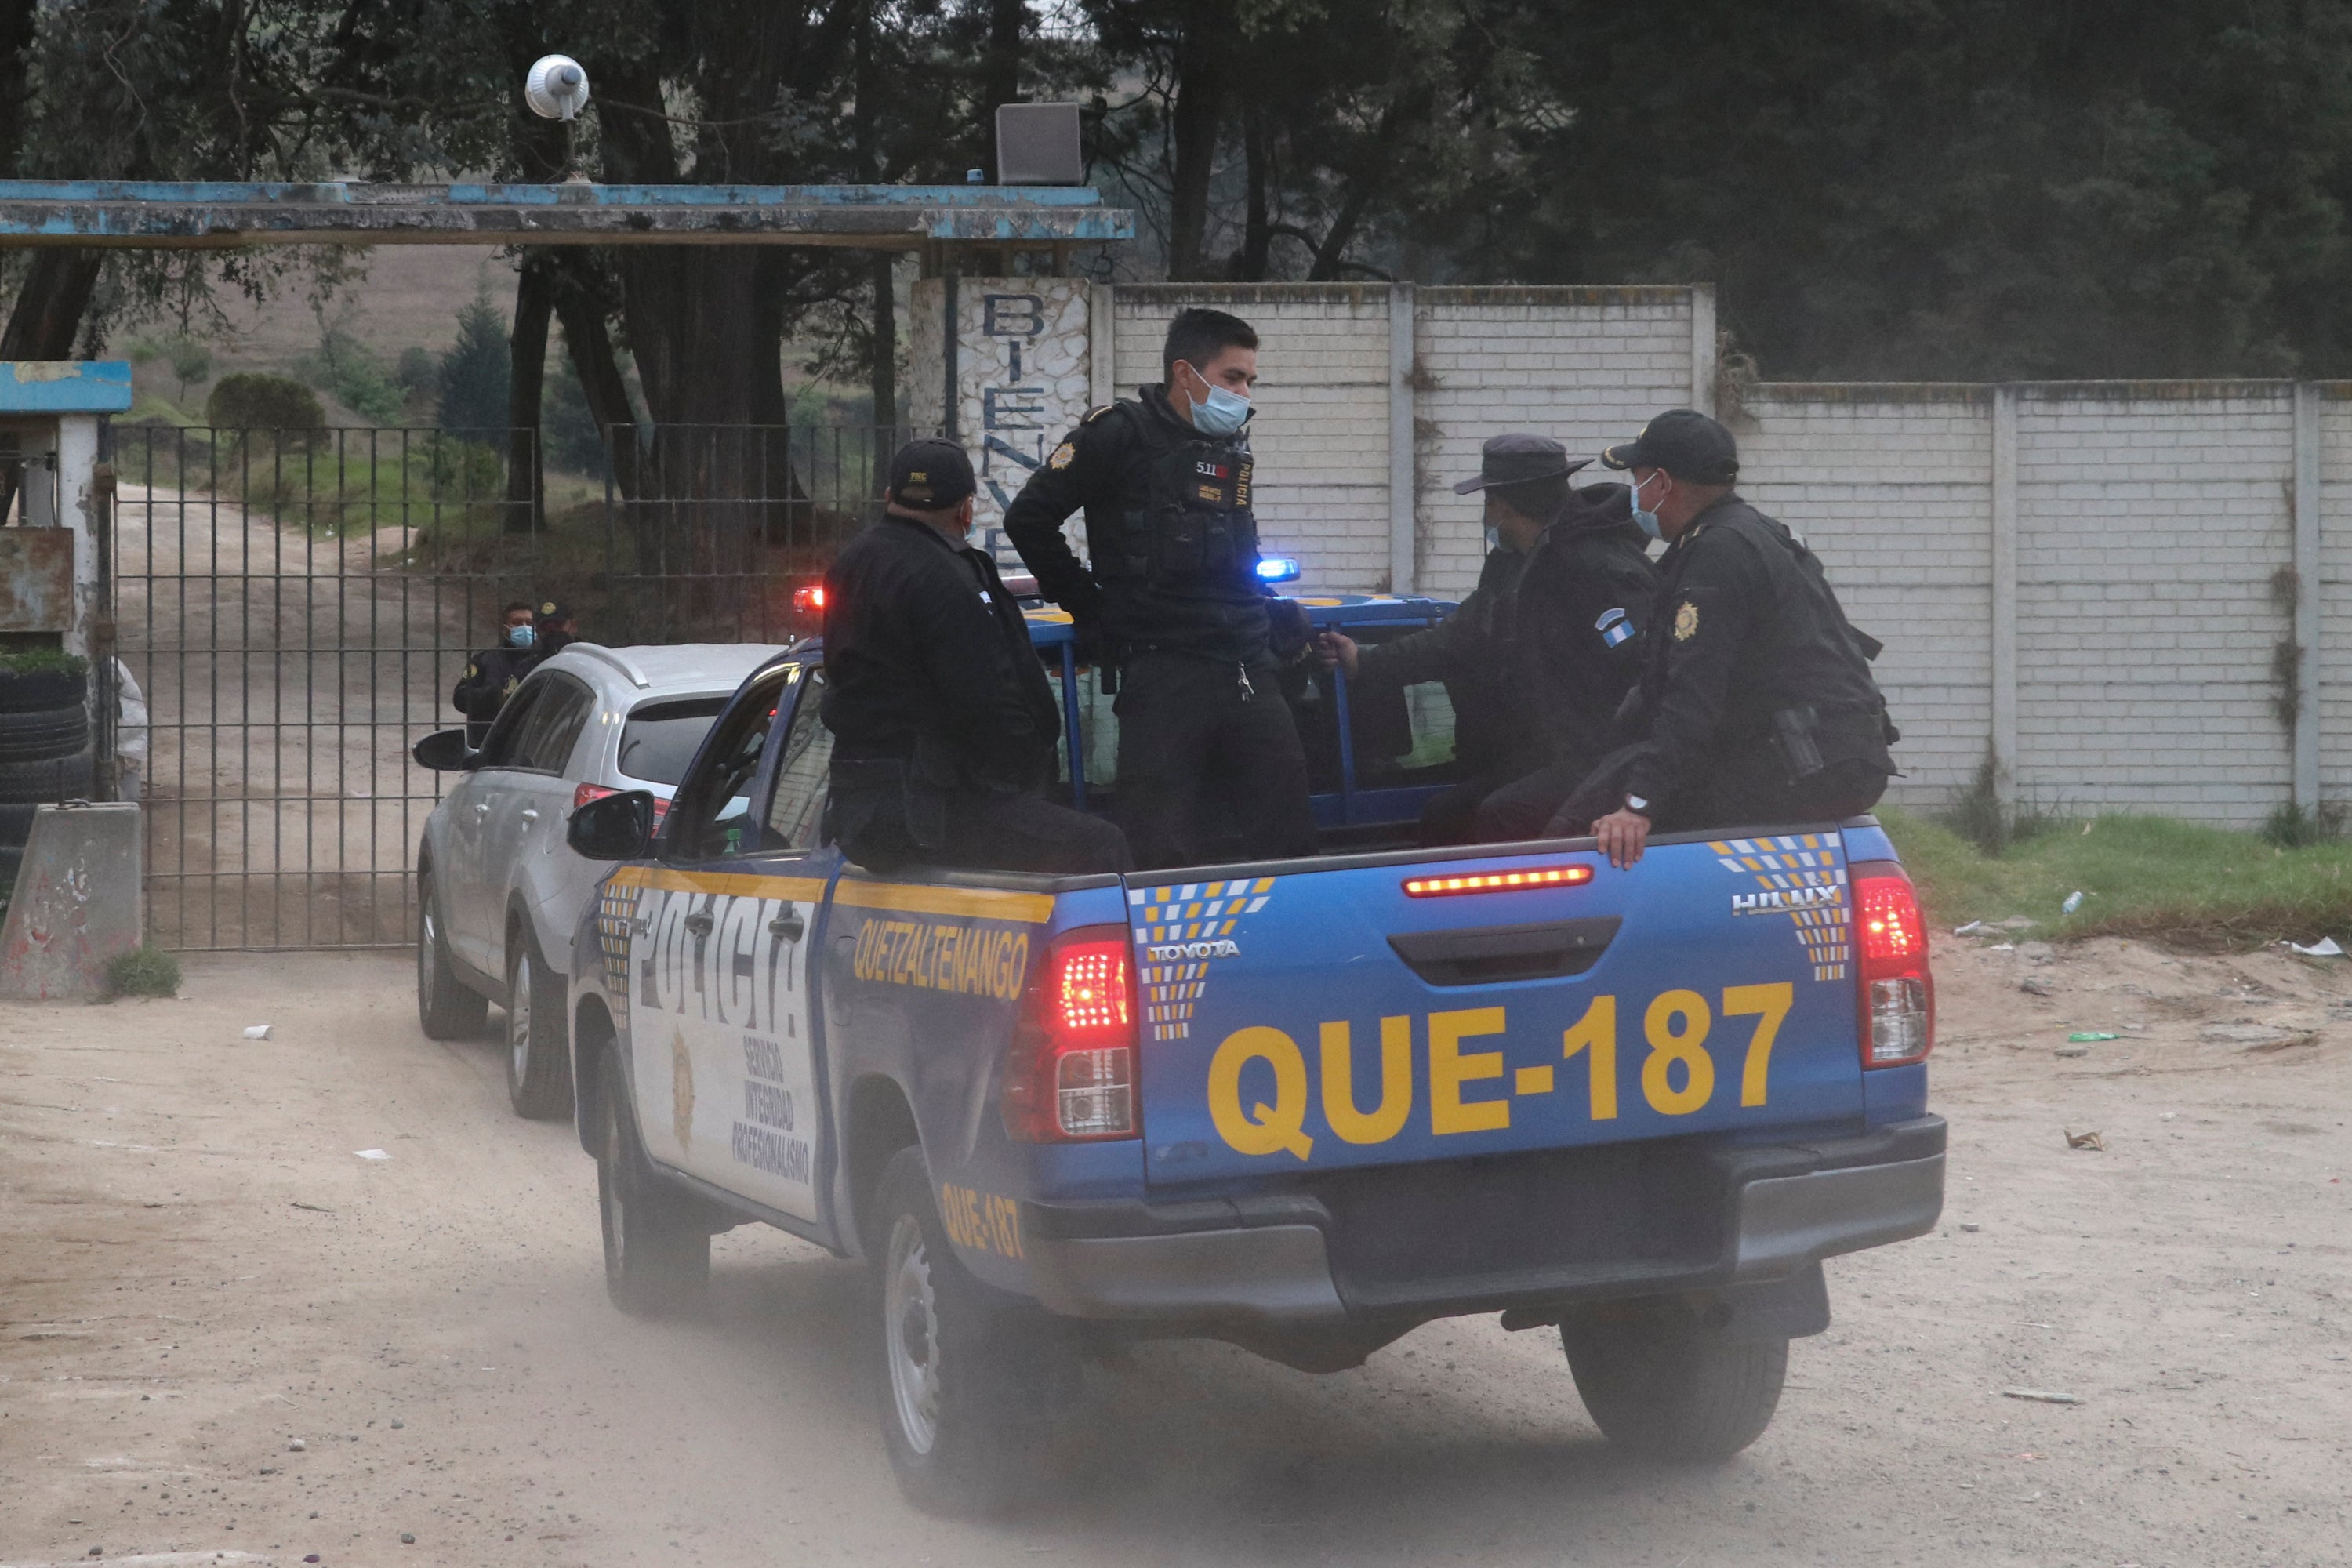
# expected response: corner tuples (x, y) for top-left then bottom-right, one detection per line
(1356, 545), (1529, 777)
(1002, 388), (1274, 662)
(819, 511), (1061, 793)
(1511, 486), (1660, 775)
(1624, 494), (1884, 804)
(452, 644), (536, 719)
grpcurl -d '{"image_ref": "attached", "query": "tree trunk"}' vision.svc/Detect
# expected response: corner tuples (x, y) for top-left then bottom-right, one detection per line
(0, 250), (104, 360)
(1240, 101), (1272, 281)
(1166, 2), (1232, 281)
(548, 256), (640, 501)
(503, 258), (553, 534)
(0, 0), (39, 165)
(983, 0), (1026, 132)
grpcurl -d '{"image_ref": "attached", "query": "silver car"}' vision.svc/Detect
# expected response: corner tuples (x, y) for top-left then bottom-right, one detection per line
(411, 641), (786, 1116)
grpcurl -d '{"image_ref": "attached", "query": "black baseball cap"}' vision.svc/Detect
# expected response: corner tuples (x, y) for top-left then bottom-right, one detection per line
(535, 598), (573, 625)
(887, 437), (977, 508)
(1453, 432), (1590, 495)
(1600, 408), (1739, 483)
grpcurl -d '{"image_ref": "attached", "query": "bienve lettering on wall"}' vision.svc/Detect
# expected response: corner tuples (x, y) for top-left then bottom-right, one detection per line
(909, 278), (1093, 572)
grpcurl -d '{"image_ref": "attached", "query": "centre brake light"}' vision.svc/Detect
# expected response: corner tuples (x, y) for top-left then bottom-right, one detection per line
(1403, 864), (1595, 898)
(1002, 926), (1139, 1142)
(791, 584), (827, 615)
(1851, 861), (1933, 1067)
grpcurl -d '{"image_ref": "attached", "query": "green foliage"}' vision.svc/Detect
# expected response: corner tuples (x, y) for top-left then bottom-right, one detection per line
(2260, 801), (2348, 849)
(166, 338), (212, 398)
(0, 648), (89, 677)
(301, 324), (404, 423)
(543, 350), (606, 474)
(106, 946), (182, 999)
(437, 292), (510, 437)
(1881, 806), (2352, 949)
(1940, 750), (2063, 855)
(395, 346), (437, 397)
(207, 372), (324, 433)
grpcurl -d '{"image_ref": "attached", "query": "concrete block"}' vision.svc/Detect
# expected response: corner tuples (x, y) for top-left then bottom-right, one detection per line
(0, 802), (143, 1001)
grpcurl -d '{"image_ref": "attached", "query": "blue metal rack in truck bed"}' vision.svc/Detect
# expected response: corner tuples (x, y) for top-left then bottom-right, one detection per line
(556, 595), (1944, 1513)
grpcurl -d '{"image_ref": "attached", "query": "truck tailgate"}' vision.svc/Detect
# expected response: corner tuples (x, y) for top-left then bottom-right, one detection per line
(1128, 831), (1864, 1190)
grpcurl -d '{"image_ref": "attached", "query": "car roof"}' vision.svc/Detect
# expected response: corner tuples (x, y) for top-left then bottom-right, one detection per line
(538, 641), (791, 698)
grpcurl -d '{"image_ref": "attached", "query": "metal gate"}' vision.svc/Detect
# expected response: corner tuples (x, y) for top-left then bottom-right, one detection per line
(108, 422), (893, 949)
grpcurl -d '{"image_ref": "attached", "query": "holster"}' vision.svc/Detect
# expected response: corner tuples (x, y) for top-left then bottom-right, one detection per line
(1771, 706), (1828, 782)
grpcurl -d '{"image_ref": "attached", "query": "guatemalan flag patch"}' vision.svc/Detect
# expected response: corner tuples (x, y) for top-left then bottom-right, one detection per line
(1595, 606), (1634, 647)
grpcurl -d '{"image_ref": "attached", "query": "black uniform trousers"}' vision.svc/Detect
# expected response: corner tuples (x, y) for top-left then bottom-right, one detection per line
(1114, 650), (1318, 870)
(835, 784), (1132, 877)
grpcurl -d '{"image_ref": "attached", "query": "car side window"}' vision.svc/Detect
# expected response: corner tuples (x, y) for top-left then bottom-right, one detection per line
(666, 668), (792, 862)
(474, 680), (545, 768)
(764, 670), (833, 853)
(509, 673), (597, 775)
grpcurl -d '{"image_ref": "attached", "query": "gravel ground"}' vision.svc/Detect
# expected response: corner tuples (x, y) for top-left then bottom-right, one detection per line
(2, 936), (2346, 1567)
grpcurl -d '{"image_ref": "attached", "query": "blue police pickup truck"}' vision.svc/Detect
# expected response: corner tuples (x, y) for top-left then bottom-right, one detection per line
(560, 593), (1944, 1513)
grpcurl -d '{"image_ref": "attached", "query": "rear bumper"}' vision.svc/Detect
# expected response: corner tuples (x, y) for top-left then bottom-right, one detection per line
(1022, 1116), (1945, 1324)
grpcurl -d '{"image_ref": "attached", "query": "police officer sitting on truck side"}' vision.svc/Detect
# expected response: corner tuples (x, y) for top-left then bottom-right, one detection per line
(1561, 408), (1897, 869)
(452, 601), (537, 746)
(1319, 434), (1652, 845)
(819, 437), (1133, 877)
(1002, 307), (1317, 870)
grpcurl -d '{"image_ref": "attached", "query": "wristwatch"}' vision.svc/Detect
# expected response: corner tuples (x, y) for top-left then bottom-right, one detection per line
(1623, 794), (1651, 817)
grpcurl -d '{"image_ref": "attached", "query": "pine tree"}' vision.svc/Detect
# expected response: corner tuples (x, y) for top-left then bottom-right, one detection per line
(437, 292), (511, 437)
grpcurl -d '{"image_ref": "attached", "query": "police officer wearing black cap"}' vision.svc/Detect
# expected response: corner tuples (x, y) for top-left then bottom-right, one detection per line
(1319, 434), (1656, 844)
(532, 600), (579, 659)
(1002, 307), (1316, 869)
(1565, 408), (1896, 868)
(818, 437), (1133, 875)
(452, 601), (537, 746)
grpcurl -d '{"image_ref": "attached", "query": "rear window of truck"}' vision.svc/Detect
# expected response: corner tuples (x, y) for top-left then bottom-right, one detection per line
(617, 697), (729, 786)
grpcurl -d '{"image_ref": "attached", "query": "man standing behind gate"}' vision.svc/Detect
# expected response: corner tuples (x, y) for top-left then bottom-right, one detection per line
(1003, 308), (1316, 869)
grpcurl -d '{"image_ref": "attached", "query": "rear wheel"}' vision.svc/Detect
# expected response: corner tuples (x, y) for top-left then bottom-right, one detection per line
(596, 1045), (710, 1316)
(503, 928), (572, 1119)
(415, 869), (488, 1040)
(871, 1146), (1060, 1515)
(1563, 1308), (1788, 1462)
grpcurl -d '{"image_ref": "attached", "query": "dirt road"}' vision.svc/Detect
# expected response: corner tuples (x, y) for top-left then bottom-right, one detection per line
(3, 937), (2347, 1567)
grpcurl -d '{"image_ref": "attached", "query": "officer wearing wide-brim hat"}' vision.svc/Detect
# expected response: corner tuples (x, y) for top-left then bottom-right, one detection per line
(1561, 408), (1896, 867)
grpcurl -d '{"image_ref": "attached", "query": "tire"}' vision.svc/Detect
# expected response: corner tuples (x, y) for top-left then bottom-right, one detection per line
(0, 745), (94, 803)
(0, 668), (87, 713)
(0, 801), (34, 848)
(503, 925), (573, 1120)
(595, 1044), (710, 1317)
(415, 869), (488, 1040)
(871, 1145), (1062, 1516)
(0, 703), (92, 764)
(1563, 1309), (1788, 1462)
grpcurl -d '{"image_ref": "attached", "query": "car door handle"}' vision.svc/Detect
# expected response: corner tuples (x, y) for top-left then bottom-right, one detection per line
(768, 909), (805, 942)
(684, 911), (715, 936)
(629, 916), (650, 935)
(520, 808), (539, 821)
(473, 802), (492, 815)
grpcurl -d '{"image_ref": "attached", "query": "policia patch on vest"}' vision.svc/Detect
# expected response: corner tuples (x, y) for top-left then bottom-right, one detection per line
(1049, 441), (1076, 470)
(1673, 599), (1700, 641)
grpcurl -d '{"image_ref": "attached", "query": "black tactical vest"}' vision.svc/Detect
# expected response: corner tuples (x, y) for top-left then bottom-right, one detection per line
(1095, 414), (1260, 586)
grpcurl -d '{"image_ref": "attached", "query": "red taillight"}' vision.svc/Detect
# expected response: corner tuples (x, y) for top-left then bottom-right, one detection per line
(1851, 861), (1933, 1067)
(1403, 863), (1594, 898)
(1003, 927), (1138, 1143)
(793, 584), (827, 615)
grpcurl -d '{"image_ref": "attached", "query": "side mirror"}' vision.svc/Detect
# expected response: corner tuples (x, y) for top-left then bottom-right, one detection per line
(412, 729), (477, 771)
(568, 789), (657, 862)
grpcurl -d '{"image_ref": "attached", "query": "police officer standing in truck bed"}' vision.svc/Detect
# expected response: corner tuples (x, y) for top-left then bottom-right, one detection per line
(1566, 408), (1896, 868)
(821, 437), (1132, 875)
(1003, 307), (1316, 869)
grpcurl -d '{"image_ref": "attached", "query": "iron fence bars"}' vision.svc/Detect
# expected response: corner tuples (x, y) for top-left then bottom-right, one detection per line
(107, 420), (900, 951)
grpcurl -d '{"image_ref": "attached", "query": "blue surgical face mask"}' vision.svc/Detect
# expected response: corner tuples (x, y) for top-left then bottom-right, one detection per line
(1483, 524), (1501, 553)
(1629, 473), (1664, 541)
(506, 623), (536, 649)
(1181, 363), (1254, 437)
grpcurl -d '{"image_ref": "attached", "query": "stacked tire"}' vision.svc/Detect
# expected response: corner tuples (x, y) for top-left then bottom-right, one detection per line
(0, 661), (93, 898)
